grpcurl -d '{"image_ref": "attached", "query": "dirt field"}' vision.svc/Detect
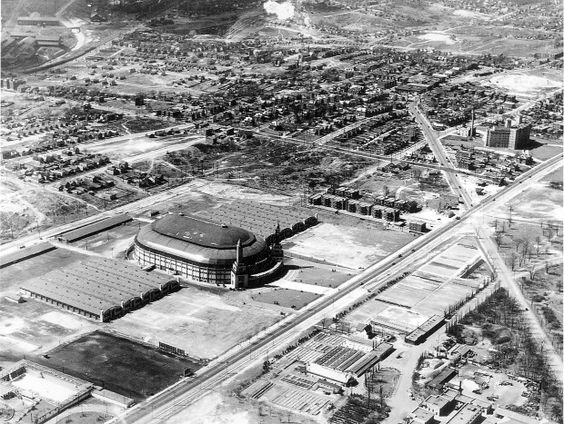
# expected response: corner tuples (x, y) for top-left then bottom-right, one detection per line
(486, 70), (562, 99)
(284, 222), (415, 270)
(249, 287), (321, 310)
(36, 331), (199, 401)
(73, 220), (142, 258)
(0, 176), (99, 244)
(110, 286), (283, 360)
(52, 397), (124, 424)
(487, 180), (563, 225)
(282, 259), (352, 288)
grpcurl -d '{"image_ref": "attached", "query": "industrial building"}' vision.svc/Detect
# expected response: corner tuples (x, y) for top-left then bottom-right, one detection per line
(445, 403), (483, 424)
(405, 314), (445, 344)
(0, 242), (56, 269)
(17, 15), (61, 26)
(306, 342), (393, 385)
(134, 214), (282, 288)
(21, 257), (179, 322)
(484, 119), (531, 150)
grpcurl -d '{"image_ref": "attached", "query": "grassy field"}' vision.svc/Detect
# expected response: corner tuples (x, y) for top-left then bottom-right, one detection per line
(37, 331), (200, 401)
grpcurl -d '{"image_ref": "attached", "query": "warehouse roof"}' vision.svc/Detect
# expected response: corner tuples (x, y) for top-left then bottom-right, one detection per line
(0, 242), (56, 269)
(348, 343), (393, 376)
(18, 15), (61, 22)
(22, 257), (174, 316)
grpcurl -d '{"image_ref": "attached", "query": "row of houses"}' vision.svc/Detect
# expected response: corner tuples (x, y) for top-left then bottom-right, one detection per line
(309, 193), (402, 222)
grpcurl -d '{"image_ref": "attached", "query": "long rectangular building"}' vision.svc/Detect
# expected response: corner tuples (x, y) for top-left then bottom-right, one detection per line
(405, 314), (444, 344)
(21, 257), (179, 322)
(58, 214), (132, 243)
(306, 342), (393, 385)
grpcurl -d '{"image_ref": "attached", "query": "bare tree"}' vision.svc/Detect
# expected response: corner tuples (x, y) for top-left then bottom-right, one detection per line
(510, 252), (519, 271)
(521, 239), (531, 266)
(494, 231), (503, 247)
(535, 236), (541, 257)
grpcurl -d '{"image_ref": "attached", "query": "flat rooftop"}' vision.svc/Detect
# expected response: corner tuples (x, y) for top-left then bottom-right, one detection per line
(21, 257), (174, 317)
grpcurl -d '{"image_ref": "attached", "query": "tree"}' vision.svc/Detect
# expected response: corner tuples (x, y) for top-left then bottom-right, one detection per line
(509, 252), (519, 271)
(520, 240), (531, 266)
(494, 231), (503, 246)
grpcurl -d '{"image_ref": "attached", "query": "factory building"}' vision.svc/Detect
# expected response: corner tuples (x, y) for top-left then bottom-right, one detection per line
(405, 314), (445, 344)
(134, 214), (282, 288)
(306, 342), (393, 385)
(484, 119), (531, 150)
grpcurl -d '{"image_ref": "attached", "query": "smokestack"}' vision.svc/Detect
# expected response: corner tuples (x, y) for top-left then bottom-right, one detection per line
(505, 118), (512, 128)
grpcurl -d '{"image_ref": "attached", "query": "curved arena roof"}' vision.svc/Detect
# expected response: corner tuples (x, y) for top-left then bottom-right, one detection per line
(135, 214), (269, 267)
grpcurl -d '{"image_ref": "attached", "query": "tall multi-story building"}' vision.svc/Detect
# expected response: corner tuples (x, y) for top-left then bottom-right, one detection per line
(484, 118), (531, 149)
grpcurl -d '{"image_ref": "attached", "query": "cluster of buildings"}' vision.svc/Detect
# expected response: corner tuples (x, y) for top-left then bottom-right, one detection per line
(57, 174), (115, 196)
(308, 186), (420, 225)
(1, 106), (123, 159)
(521, 92), (563, 141)
(332, 112), (421, 157)
(420, 82), (519, 130)
(243, 329), (395, 417)
(32, 33), (521, 148)
(112, 163), (169, 190)
(408, 393), (489, 424)
(453, 146), (533, 184)
(16, 151), (111, 184)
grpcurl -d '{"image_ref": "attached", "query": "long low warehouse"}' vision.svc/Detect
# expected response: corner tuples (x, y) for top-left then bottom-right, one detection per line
(306, 342), (393, 385)
(0, 242), (57, 269)
(21, 257), (179, 322)
(57, 214), (132, 243)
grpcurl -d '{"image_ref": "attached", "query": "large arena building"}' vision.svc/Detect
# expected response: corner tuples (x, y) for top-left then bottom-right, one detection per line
(134, 214), (283, 288)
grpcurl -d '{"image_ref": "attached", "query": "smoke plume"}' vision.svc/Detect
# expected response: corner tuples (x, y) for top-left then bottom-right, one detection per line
(263, 0), (295, 20)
